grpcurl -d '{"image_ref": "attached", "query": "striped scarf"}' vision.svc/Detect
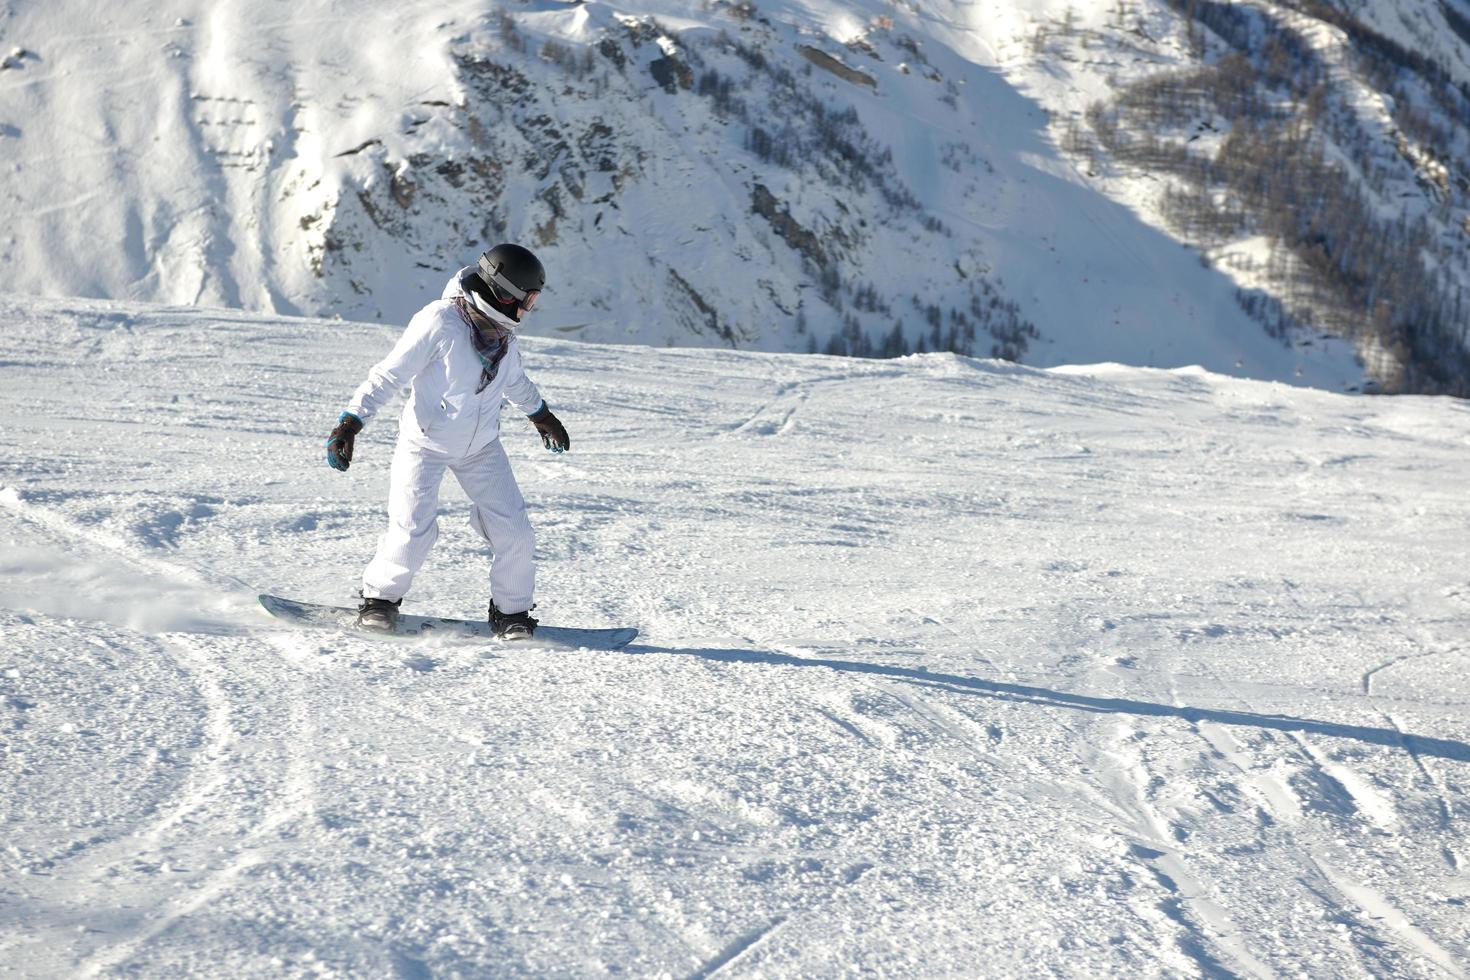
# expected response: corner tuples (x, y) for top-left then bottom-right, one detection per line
(455, 296), (513, 393)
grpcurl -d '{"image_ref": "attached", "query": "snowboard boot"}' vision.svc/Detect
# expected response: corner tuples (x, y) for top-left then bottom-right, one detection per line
(356, 595), (402, 632)
(489, 601), (538, 640)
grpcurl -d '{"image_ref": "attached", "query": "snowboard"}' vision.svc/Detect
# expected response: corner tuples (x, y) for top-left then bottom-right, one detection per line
(258, 594), (638, 651)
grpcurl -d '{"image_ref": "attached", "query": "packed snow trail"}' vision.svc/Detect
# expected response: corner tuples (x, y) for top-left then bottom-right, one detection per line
(1, 296), (1468, 976)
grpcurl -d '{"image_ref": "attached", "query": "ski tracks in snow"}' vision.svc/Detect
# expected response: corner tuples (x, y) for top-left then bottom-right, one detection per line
(685, 913), (789, 979)
(1087, 659), (1469, 978)
(724, 382), (807, 439)
(741, 604), (1470, 977)
(8, 629), (321, 976)
(1, 494), (320, 974)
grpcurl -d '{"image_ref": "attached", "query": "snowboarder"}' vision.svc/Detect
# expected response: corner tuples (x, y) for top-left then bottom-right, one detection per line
(324, 243), (569, 637)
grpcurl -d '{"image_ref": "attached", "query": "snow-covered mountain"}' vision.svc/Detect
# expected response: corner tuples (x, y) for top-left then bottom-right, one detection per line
(7, 0), (1466, 391)
(3, 295), (1470, 974)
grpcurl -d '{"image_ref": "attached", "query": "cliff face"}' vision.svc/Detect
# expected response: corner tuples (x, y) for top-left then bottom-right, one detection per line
(4, 0), (1467, 390)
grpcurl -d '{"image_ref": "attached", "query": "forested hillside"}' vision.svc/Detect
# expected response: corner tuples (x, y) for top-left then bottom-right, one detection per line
(1047, 0), (1470, 393)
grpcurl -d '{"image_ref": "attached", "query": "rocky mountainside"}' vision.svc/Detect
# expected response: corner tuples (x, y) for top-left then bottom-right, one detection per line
(1, 0), (1466, 390)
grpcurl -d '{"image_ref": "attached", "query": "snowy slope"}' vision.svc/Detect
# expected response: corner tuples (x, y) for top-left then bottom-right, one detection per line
(0, 0), (1375, 389)
(2, 295), (1470, 976)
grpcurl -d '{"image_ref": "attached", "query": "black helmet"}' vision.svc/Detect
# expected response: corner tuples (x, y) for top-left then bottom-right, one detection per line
(463, 243), (545, 323)
(477, 243), (545, 310)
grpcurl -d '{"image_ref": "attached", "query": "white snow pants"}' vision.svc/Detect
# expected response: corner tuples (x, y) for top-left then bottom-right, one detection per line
(361, 437), (535, 612)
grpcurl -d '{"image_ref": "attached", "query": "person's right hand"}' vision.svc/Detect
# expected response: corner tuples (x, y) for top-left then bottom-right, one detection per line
(326, 413), (364, 471)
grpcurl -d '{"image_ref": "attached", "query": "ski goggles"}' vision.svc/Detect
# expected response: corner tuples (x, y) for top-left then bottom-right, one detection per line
(485, 269), (540, 311)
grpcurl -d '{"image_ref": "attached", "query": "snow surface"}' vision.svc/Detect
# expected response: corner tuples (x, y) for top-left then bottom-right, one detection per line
(2, 294), (1469, 976)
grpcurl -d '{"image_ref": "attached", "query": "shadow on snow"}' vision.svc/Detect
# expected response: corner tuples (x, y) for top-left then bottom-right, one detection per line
(625, 644), (1470, 764)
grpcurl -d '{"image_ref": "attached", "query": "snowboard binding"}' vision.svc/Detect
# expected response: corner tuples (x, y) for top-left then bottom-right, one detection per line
(357, 595), (402, 632)
(489, 601), (538, 640)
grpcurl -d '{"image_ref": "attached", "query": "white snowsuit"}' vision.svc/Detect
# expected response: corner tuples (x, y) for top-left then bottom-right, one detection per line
(347, 272), (545, 611)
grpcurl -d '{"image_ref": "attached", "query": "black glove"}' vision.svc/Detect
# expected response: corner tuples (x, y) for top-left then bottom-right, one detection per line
(326, 412), (364, 471)
(528, 403), (569, 453)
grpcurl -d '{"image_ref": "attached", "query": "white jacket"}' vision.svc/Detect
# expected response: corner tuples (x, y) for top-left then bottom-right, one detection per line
(347, 271), (544, 458)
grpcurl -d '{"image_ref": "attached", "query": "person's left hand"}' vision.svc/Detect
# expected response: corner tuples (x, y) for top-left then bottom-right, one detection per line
(528, 404), (569, 453)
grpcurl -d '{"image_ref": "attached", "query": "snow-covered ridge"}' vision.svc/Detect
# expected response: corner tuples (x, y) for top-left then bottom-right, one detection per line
(3, 295), (1470, 974)
(1, 0), (1388, 391)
